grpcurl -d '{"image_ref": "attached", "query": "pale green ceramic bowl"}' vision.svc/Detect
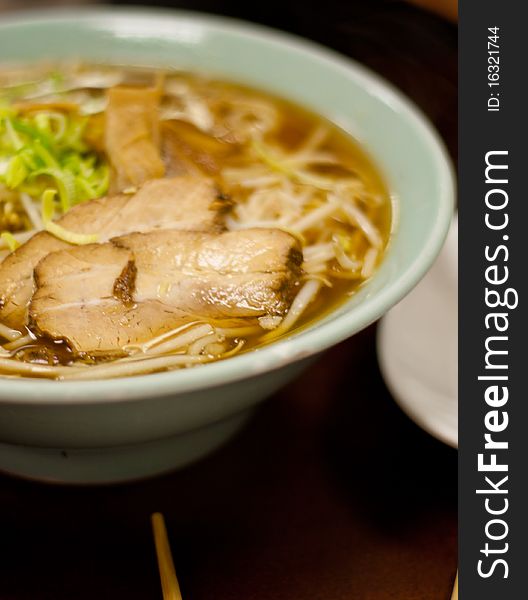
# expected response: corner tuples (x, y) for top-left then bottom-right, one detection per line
(0, 8), (454, 484)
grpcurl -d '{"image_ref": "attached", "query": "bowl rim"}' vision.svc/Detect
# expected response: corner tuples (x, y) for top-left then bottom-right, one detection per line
(0, 6), (455, 404)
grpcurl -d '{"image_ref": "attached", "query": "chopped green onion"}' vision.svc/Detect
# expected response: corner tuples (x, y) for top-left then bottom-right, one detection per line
(62, 118), (88, 151)
(0, 231), (20, 252)
(32, 140), (59, 169)
(90, 163), (110, 198)
(0, 103), (109, 227)
(32, 167), (76, 211)
(75, 176), (97, 200)
(10, 118), (54, 150)
(35, 111), (67, 143)
(5, 155), (28, 189)
(4, 118), (24, 151)
(34, 112), (50, 134)
(41, 189), (56, 221)
(19, 147), (39, 171)
(41, 189), (98, 245)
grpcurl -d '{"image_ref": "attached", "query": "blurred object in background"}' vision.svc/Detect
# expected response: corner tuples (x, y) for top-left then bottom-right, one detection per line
(378, 216), (458, 449)
(0, 0), (97, 12)
(0, 0), (457, 22)
(407, 0), (457, 22)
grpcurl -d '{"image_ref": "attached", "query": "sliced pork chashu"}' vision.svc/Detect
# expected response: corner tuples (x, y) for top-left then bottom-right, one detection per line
(29, 244), (191, 355)
(29, 228), (302, 355)
(105, 85), (165, 192)
(115, 228), (303, 319)
(0, 176), (229, 329)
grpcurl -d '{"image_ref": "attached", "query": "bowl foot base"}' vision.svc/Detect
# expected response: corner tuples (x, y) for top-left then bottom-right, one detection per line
(0, 410), (251, 485)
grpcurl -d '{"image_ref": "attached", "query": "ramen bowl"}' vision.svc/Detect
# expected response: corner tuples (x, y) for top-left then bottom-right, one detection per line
(0, 8), (454, 484)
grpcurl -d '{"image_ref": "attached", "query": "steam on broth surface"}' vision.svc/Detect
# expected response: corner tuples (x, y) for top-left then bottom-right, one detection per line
(0, 63), (391, 380)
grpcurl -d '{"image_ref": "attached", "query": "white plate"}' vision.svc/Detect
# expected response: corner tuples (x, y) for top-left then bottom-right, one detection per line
(377, 217), (458, 448)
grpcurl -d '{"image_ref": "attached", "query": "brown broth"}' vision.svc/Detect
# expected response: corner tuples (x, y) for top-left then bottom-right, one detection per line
(0, 64), (392, 374)
(191, 79), (392, 352)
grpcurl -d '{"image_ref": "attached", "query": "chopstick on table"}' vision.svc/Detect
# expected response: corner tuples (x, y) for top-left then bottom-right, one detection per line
(450, 571), (458, 600)
(151, 512), (183, 600)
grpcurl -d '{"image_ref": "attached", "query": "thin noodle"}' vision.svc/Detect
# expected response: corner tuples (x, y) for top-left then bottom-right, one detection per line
(144, 324), (214, 356)
(62, 355), (210, 380)
(123, 321), (202, 353)
(62, 339), (246, 380)
(340, 202), (382, 249)
(188, 332), (219, 355)
(262, 280), (321, 342)
(295, 202), (340, 233)
(0, 322), (22, 341)
(215, 325), (262, 337)
(361, 247), (379, 279)
(4, 334), (34, 351)
(295, 125), (328, 154)
(334, 240), (362, 271)
(0, 357), (73, 378)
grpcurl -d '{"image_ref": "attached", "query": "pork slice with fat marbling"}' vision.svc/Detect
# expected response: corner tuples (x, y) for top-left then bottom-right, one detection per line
(29, 243), (191, 355)
(29, 228), (302, 355)
(0, 176), (229, 330)
(114, 228), (303, 319)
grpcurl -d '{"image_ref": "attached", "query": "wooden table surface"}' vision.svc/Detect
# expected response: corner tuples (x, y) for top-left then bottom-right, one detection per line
(0, 1), (457, 598)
